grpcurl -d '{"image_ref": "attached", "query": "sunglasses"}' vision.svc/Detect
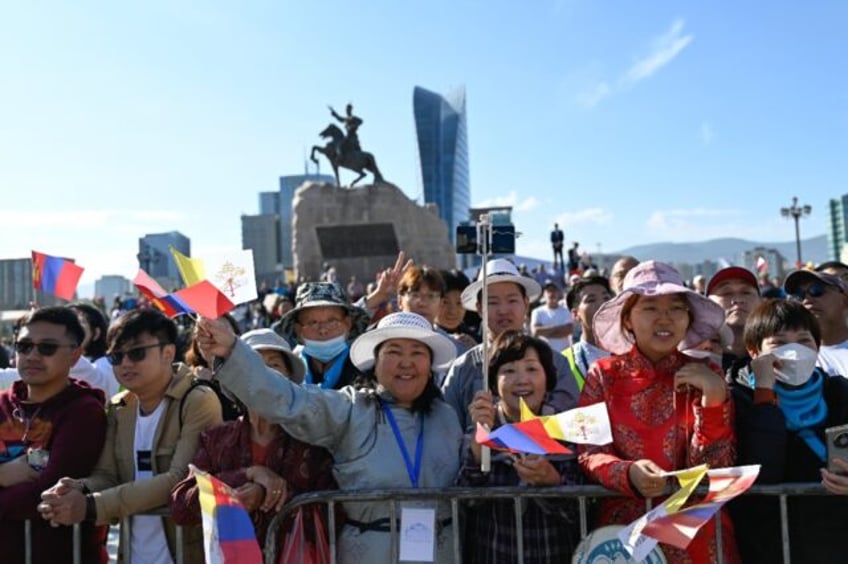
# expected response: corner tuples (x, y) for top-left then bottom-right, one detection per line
(793, 283), (828, 300)
(107, 343), (163, 366)
(14, 341), (76, 357)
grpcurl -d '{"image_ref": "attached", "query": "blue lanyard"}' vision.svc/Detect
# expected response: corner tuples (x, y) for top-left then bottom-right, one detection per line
(380, 401), (424, 488)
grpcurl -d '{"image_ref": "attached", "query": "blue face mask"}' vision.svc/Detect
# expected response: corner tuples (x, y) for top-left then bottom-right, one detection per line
(302, 335), (349, 362)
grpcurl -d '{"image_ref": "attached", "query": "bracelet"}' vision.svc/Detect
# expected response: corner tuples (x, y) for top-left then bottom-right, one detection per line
(84, 494), (97, 522)
(753, 387), (778, 406)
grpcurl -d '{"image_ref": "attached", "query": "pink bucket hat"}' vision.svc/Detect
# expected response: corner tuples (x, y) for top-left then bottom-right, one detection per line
(593, 261), (726, 354)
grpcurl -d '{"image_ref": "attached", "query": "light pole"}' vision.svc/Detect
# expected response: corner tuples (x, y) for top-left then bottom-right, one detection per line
(780, 196), (812, 268)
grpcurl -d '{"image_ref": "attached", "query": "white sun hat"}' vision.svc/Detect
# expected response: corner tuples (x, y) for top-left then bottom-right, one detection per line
(349, 312), (457, 371)
(460, 258), (542, 311)
(241, 328), (306, 382)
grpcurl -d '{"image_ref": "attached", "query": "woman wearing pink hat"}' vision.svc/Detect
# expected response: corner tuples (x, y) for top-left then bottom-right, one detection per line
(578, 261), (739, 563)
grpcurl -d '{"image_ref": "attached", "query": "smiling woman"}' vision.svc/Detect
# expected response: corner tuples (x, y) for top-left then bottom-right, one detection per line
(195, 311), (464, 563)
(458, 331), (580, 563)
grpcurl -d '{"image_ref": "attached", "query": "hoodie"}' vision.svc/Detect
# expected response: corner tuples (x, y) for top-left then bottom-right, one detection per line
(0, 378), (107, 564)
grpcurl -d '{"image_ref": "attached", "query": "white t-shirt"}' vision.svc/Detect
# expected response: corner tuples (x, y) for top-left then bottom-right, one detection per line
(131, 401), (174, 564)
(531, 305), (574, 353)
(818, 341), (848, 378)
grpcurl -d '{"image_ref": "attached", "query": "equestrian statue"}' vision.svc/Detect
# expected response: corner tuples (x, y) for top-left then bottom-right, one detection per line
(310, 103), (384, 187)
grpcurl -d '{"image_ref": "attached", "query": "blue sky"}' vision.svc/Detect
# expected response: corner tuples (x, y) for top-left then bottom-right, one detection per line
(2, 1), (846, 294)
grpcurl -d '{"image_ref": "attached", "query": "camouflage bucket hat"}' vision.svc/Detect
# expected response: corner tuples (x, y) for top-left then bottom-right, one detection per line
(276, 282), (370, 342)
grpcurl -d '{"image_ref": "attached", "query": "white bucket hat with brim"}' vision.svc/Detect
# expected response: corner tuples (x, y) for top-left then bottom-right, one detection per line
(349, 312), (457, 371)
(593, 260), (726, 355)
(241, 328), (306, 383)
(460, 258), (542, 311)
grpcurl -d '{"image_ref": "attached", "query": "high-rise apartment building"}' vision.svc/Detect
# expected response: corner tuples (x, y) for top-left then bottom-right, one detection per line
(827, 194), (848, 262)
(137, 231), (190, 288)
(94, 275), (131, 302)
(413, 86), (470, 246)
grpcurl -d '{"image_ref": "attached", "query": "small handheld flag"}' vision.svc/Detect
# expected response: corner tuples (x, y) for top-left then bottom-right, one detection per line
(191, 464), (263, 564)
(170, 247), (206, 286)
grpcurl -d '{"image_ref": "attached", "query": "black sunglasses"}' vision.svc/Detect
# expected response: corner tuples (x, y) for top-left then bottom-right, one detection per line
(107, 343), (164, 366)
(793, 283), (828, 300)
(14, 341), (76, 357)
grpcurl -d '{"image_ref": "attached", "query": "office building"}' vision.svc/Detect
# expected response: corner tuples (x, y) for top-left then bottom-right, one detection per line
(827, 194), (848, 262)
(94, 275), (131, 302)
(242, 213), (281, 283)
(252, 174), (333, 270)
(413, 86), (470, 246)
(138, 231), (190, 288)
(0, 257), (63, 310)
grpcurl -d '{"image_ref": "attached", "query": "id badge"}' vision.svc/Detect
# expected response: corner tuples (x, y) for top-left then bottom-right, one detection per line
(26, 447), (50, 471)
(399, 503), (436, 562)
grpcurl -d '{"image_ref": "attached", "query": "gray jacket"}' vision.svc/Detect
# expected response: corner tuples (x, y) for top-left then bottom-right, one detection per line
(216, 340), (463, 563)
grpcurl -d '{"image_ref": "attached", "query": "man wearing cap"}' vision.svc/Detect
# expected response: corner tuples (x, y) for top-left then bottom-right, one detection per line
(531, 281), (574, 354)
(275, 282), (370, 390)
(784, 270), (848, 377)
(816, 260), (848, 284)
(440, 259), (581, 430)
(707, 266), (761, 373)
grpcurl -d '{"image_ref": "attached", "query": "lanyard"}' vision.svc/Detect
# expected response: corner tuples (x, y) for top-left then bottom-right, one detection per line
(381, 401), (424, 488)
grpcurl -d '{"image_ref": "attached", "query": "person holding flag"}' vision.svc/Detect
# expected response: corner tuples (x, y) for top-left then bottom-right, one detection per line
(577, 261), (739, 563)
(195, 311), (463, 563)
(459, 331), (580, 563)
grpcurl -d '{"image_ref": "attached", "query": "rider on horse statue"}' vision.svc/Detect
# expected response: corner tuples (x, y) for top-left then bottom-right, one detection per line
(312, 102), (383, 187)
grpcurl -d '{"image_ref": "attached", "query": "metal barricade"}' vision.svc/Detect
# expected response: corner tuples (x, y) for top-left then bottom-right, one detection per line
(262, 482), (831, 564)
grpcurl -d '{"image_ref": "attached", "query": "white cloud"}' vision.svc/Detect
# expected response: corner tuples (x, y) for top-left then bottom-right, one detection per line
(700, 121), (716, 145)
(577, 81), (611, 109)
(554, 208), (614, 228)
(0, 209), (188, 229)
(647, 208), (744, 233)
(622, 19), (694, 86)
(473, 191), (539, 212)
(565, 19), (694, 110)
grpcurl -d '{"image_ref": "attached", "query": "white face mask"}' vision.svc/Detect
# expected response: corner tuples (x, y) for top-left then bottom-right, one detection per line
(682, 349), (723, 367)
(770, 343), (818, 387)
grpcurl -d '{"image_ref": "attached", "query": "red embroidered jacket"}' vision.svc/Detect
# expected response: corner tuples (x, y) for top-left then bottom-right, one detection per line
(578, 348), (739, 564)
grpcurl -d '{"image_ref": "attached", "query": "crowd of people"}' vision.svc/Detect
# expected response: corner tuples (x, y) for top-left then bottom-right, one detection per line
(2, 252), (848, 563)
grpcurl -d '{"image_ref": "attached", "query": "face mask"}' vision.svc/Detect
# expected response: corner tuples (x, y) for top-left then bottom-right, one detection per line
(771, 343), (818, 387)
(683, 349), (723, 367)
(302, 334), (348, 362)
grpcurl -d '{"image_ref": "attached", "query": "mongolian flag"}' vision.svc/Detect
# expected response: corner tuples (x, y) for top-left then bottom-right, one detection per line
(31, 251), (84, 300)
(132, 269), (191, 317)
(192, 464), (263, 564)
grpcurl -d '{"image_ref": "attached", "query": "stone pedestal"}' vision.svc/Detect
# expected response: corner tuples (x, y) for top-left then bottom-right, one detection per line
(292, 182), (455, 285)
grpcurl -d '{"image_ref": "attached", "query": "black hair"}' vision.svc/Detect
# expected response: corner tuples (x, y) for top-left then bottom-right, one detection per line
(20, 307), (85, 347)
(107, 309), (178, 351)
(744, 298), (822, 353)
(70, 302), (109, 358)
(487, 331), (557, 394)
(439, 269), (471, 293)
(566, 276), (612, 310)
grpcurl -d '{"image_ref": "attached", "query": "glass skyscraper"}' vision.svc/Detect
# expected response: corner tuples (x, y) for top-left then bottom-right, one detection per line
(413, 86), (470, 245)
(828, 194), (848, 261)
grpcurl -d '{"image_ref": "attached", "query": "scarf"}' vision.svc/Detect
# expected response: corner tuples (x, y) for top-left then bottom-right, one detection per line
(302, 345), (350, 390)
(775, 369), (828, 462)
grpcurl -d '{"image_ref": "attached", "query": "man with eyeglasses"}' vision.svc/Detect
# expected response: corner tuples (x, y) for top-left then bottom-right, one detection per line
(1, 306), (107, 563)
(784, 269), (848, 378)
(38, 309), (222, 564)
(275, 282), (369, 390)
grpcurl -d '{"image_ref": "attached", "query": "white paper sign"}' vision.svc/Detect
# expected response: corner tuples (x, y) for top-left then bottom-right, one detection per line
(399, 506), (436, 562)
(205, 249), (257, 305)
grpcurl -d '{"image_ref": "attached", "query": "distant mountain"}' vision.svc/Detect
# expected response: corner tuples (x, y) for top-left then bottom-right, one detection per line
(614, 235), (829, 266)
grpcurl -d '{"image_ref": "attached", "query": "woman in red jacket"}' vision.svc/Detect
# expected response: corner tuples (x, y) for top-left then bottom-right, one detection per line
(578, 261), (739, 563)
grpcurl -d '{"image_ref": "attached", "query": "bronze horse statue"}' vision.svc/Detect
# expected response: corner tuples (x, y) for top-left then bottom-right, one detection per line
(310, 124), (384, 187)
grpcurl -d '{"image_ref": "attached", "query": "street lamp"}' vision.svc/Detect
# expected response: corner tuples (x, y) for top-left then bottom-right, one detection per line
(780, 196), (812, 268)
